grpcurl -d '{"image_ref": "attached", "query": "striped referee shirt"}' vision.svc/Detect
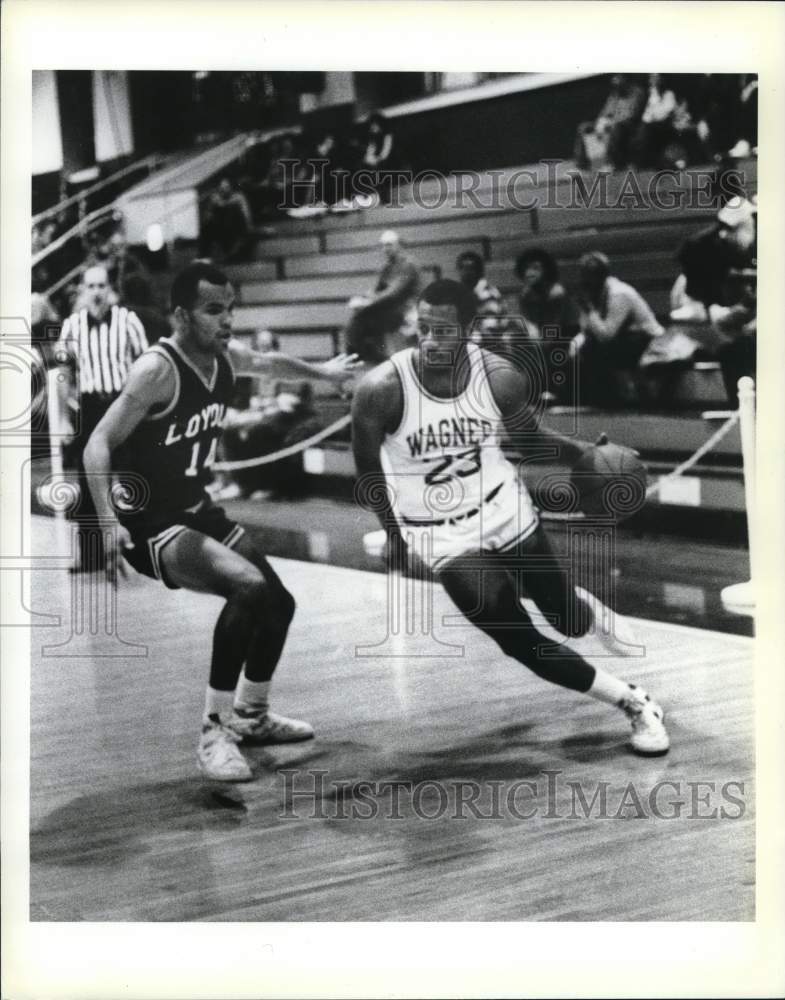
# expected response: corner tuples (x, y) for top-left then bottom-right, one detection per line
(58, 304), (148, 399)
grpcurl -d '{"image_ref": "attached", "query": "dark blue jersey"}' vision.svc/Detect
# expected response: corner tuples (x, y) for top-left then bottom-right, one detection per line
(119, 337), (235, 518)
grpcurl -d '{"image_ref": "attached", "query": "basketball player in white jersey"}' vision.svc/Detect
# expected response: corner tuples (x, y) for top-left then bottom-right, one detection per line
(351, 279), (669, 755)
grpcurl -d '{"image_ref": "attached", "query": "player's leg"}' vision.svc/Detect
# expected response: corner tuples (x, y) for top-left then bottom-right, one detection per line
(439, 552), (597, 692)
(158, 528), (267, 779)
(158, 529), (303, 781)
(516, 523), (638, 656)
(223, 533), (313, 744)
(439, 548), (668, 754)
(513, 526), (668, 753)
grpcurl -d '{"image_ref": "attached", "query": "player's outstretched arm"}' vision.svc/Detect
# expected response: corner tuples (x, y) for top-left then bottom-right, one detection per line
(486, 353), (593, 466)
(350, 366), (403, 545)
(227, 339), (360, 386)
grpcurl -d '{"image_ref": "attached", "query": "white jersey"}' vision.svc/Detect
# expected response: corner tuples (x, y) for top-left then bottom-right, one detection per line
(380, 344), (532, 528)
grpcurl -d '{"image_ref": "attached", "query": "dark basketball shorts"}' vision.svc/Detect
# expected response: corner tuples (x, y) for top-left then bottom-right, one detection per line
(121, 500), (245, 589)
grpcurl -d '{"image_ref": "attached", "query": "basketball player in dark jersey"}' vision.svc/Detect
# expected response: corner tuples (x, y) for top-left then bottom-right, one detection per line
(84, 262), (360, 781)
(352, 279), (669, 756)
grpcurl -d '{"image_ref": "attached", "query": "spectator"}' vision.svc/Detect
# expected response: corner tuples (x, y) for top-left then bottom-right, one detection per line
(671, 195), (757, 322)
(344, 230), (420, 366)
(121, 273), (170, 345)
(221, 377), (321, 501)
(56, 265), (149, 571)
(311, 131), (342, 205)
(679, 74), (757, 163)
(632, 74), (679, 168)
(574, 74), (645, 171)
(32, 219), (57, 256)
(573, 252), (664, 408)
(248, 328), (282, 402)
(31, 265), (60, 354)
(360, 112), (398, 203)
(101, 230), (150, 298)
(455, 250), (508, 349)
(199, 177), (253, 261)
(672, 196), (757, 401)
(256, 136), (287, 214)
(211, 329), (280, 500)
(362, 112), (394, 170)
(254, 328), (280, 353)
(728, 75), (758, 157)
(658, 85), (708, 169)
(711, 262), (756, 402)
(514, 248), (581, 401)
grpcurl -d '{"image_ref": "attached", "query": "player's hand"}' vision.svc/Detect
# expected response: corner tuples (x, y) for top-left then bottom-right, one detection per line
(104, 523), (132, 587)
(319, 353), (363, 385)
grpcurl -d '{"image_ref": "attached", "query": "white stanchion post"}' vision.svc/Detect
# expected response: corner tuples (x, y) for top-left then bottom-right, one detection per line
(721, 376), (755, 616)
(44, 365), (72, 555)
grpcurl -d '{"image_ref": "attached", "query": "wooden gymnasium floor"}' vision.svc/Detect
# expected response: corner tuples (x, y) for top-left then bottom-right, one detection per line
(29, 514), (754, 921)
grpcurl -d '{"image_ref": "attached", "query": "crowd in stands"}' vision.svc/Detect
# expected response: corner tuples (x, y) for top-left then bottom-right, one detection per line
(192, 72), (759, 269)
(31, 73), (757, 519)
(574, 73), (758, 172)
(198, 112), (398, 241)
(214, 330), (325, 502)
(346, 188), (756, 413)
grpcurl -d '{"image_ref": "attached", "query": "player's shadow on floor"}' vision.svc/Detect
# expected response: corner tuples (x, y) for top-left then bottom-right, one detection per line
(31, 724), (632, 870)
(30, 778), (258, 867)
(285, 722), (627, 802)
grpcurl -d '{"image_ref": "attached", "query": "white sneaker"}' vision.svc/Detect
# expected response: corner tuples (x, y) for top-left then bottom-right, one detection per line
(620, 684), (670, 756)
(575, 587), (640, 657)
(228, 709), (315, 745)
(197, 717), (254, 781)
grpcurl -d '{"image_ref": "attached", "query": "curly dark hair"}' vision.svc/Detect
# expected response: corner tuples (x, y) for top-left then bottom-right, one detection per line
(515, 247), (560, 285)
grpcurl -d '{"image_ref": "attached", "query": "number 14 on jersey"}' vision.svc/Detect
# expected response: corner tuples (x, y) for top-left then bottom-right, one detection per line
(184, 436), (219, 477)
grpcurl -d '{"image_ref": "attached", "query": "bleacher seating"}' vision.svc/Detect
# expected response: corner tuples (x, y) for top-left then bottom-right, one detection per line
(225, 158), (755, 389)
(222, 157), (758, 515)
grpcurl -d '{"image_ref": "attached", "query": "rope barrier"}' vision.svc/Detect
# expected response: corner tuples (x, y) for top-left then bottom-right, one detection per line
(211, 414), (351, 472)
(643, 410), (740, 498)
(210, 408), (741, 494)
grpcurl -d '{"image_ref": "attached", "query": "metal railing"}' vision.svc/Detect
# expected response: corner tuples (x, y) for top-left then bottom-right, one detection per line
(32, 204), (118, 269)
(32, 153), (168, 229)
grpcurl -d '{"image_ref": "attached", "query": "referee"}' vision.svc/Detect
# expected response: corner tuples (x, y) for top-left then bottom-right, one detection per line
(57, 264), (149, 571)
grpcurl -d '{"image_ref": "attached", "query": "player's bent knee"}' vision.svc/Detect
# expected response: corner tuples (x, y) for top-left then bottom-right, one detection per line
(275, 587), (296, 626)
(232, 575), (268, 611)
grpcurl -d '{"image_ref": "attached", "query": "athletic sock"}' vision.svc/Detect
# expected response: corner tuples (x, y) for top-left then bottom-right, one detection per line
(586, 667), (633, 707)
(203, 686), (236, 727)
(233, 676), (271, 716)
